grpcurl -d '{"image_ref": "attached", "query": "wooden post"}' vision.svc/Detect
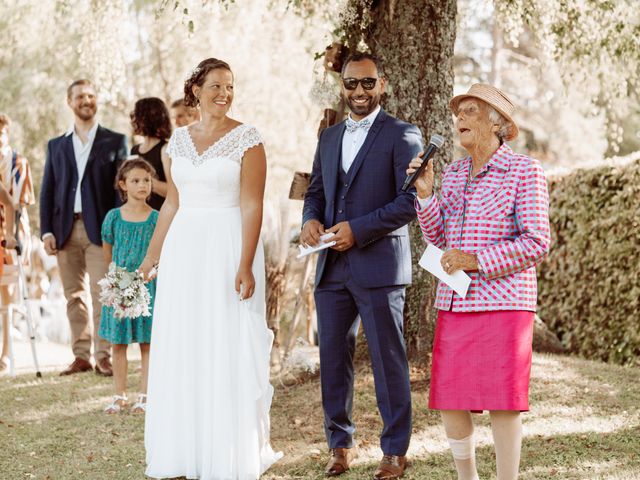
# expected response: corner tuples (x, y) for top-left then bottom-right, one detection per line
(283, 254), (315, 358)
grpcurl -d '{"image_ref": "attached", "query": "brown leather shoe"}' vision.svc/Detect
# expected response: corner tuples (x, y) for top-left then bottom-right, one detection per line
(95, 357), (113, 377)
(373, 455), (406, 480)
(60, 357), (93, 376)
(325, 447), (358, 476)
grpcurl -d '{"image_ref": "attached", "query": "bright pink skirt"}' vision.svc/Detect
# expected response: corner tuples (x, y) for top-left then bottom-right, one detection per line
(429, 310), (534, 412)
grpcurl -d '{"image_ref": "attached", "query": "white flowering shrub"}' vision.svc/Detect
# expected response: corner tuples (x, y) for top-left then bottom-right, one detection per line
(494, 0), (640, 151)
(283, 338), (319, 375)
(309, 70), (341, 109)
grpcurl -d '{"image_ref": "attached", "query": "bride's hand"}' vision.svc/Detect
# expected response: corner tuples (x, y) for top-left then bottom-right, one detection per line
(139, 256), (158, 282)
(235, 267), (255, 300)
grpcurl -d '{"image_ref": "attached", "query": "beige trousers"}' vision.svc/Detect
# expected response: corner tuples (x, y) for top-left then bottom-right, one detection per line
(57, 219), (110, 362)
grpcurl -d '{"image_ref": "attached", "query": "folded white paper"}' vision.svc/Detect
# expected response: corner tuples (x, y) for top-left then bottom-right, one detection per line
(297, 233), (337, 258)
(418, 244), (472, 298)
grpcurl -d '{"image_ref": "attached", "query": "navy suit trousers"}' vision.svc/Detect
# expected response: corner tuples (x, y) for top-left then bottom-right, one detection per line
(315, 253), (412, 455)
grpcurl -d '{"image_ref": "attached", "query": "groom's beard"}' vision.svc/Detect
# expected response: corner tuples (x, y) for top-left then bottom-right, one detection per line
(346, 93), (380, 117)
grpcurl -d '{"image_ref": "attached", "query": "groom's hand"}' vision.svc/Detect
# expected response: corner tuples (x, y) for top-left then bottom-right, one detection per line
(301, 219), (325, 247)
(327, 221), (355, 252)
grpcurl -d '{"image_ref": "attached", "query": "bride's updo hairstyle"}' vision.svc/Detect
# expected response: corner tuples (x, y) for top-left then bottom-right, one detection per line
(183, 58), (233, 108)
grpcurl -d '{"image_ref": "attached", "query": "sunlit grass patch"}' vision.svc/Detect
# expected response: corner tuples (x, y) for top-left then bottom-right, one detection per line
(1, 353), (638, 479)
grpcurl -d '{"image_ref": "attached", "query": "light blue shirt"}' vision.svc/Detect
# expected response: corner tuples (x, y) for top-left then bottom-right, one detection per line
(341, 106), (380, 173)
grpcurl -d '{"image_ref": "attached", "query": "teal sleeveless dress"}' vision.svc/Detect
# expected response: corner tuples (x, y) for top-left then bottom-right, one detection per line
(98, 208), (158, 345)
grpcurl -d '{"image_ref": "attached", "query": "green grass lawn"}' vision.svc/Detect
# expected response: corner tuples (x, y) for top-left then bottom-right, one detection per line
(1, 353), (639, 479)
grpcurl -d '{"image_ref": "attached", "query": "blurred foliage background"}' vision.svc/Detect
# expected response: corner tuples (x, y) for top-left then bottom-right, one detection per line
(1, 0), (638, 365)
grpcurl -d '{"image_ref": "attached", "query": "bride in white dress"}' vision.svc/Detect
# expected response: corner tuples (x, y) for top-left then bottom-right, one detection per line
(140, 58), (282, 479)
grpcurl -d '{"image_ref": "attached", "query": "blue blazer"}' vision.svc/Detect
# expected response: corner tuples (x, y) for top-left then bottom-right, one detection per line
(302, 109), (423, 288)
(40, 125), (127, 247)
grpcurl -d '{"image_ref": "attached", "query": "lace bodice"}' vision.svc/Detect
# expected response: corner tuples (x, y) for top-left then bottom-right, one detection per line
(167, 124), (263, 208)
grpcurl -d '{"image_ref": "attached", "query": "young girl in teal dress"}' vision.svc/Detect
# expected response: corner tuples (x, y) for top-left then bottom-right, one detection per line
(99, 158), (158, 414)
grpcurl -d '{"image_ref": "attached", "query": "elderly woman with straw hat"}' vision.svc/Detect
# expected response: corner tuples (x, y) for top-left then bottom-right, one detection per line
(407, 84), (550, 480)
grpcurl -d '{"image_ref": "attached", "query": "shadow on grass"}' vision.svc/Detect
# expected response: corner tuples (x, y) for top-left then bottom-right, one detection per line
(267, 354), (640, 479)
(265, 425), (640, 480)
(1, 367), (147, 479)
(1, 353), (639, 480)
(528, 354), (640, 425)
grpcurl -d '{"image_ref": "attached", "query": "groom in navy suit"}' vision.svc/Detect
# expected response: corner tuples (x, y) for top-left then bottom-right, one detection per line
(40, 79), (127, 377)
(301, 53), (423, 480)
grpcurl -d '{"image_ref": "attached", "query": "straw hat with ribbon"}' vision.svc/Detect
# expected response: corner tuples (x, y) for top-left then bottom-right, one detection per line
(449, 84), (519, 141)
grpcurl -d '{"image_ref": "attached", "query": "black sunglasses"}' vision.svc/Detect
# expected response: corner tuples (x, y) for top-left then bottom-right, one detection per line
(342, 77), (378, 91)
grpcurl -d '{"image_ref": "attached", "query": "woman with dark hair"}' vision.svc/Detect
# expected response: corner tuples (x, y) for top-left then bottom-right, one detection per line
(140, 58), (282, 479)
(130, 97), (172, 210)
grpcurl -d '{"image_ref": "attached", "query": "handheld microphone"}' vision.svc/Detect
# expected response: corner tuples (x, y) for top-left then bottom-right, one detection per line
(401, 134), (445, 192)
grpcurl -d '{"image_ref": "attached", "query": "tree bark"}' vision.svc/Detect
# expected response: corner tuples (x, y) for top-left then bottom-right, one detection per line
(361, 0), (457, 362)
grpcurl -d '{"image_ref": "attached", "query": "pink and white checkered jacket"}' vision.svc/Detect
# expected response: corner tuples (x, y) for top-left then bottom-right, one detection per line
(416, 143), (550, 312)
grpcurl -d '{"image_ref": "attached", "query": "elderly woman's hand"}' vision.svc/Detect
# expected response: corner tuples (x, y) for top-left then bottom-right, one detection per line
(406, 154), (434, 199)
(441, 249), (478, 274)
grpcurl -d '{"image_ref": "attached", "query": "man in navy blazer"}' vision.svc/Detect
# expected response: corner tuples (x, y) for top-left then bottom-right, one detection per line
(301, 53), (423, 480)
(40, 79), (127, 377)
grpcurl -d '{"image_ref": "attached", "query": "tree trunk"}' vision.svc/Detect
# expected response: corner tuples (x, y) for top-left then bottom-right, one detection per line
(361, 0), (457, 362)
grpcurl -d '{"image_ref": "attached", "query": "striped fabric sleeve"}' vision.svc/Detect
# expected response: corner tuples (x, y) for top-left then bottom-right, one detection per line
(415, 195), (446, 249)
(476, 159), (551, 279)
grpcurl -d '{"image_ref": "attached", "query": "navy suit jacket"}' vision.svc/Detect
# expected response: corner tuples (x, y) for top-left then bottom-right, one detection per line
(40, 125), (127, 247)
(302, 109), (423, 289)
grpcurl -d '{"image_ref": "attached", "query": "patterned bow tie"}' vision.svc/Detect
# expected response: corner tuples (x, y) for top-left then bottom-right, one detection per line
(345, 118), (372, 134)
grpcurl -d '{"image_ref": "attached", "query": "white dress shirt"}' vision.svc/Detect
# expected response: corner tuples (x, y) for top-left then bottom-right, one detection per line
(341, 106), (381, 173)
(67, 122), (98, 213)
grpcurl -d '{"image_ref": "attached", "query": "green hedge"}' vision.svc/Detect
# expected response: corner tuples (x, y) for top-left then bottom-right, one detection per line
(537, 157), (640, 365)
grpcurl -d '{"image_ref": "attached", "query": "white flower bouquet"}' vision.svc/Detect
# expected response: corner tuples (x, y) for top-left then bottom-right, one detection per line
(98, 262), (152, 319)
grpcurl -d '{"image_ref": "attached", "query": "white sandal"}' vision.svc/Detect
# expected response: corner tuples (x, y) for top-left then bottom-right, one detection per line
(104, 394), (128, 414)
(131, 394), (147, 414)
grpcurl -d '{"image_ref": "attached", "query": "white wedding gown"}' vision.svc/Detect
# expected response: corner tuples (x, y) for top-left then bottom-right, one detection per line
(145, 124), (282, 479)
